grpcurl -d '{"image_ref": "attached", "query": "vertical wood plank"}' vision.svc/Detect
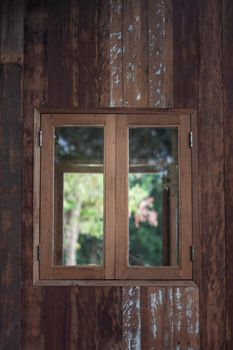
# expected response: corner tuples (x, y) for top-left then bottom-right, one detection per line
(44, 287), (71, 350)
(95, 287), (122, 349)
(71, 287), (96, 350)
(0, 63), (22, 350)
(48, 0), (73, 107)
(222, 0), (233, 347)
(122, 287), (141, 350)
(98, 0), (110, 107)
(148, 0), (173, 107)
(121, 2), (147, 346)
(141, 287), (199, 349)
(71, 287), (122, 350)
(198, 0), (226, 348)
(77, 0), (99, 108)
(123, 0), (148, 107)
(21, 1), (48, 348)
(0, 0), (24, 63)
(71, 0), (79, 107)
(173, 0), (198, 108)
(110, 0), (123, 107)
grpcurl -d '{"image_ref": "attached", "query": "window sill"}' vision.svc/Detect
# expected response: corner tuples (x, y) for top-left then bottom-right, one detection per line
(33, 279), (198, 287)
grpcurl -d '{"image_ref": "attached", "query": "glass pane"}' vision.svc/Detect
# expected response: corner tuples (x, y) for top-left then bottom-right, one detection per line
(128, 127), (179, 267)
(54, 127), (104, 266)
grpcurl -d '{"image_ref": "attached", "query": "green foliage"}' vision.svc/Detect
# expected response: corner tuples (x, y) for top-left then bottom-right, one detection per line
(57, 126), (179, 266)
(63, 173), (104, 265)
(129, 173), (163, 266)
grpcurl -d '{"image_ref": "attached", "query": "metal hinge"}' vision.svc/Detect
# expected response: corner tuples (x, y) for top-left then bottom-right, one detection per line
(37, 245), (41, 261)
(190, 245), (195, 262)
(39, 130), (43, 147)
(189, 131), (193, 148)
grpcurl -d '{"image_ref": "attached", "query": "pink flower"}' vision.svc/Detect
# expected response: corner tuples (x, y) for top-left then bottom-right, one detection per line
(134, 197), (158, 228)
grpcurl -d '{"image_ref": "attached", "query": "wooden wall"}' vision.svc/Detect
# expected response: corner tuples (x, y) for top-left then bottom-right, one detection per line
(0, 0), (232, 349)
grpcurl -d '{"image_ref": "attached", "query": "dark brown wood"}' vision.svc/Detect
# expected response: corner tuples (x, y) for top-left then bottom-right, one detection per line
(44, 287), (71, 350)
(77, 0), (98, 108)
(2, 0), (230, 348)
(123, 0), (148, 107)
(35, 280), (197, 287)
(148, 0), (173, 107)
(36, 106), (196, 114)
(48, 0), (73, 107)
(21, 1), (48, 349)
(109, 0), (123, 107)
(222, 0), (233, 347)
(98, 0), (110, 107)
(0, 0), (24, 63)
(71, 287), (122, 350)
(0, 63), (22, 350)
(141, 287), (200, 349)
(173, 0), (198, 108)
(198, 0), (226, 349)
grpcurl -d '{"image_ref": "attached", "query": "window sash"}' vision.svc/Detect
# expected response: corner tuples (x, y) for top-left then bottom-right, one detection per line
(35, 111), (193, 281)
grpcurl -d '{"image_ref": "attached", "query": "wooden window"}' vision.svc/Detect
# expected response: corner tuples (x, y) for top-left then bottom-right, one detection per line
(33, 109), (196, 285)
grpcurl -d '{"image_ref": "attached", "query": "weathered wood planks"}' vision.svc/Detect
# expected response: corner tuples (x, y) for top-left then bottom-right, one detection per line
(77, 0), (99, 108)
(0, 63), (22, 350)
(2, 0), (231, 348)
(222, 0), (233, 348)
(21, 1), (48, 349)
(47, 0), (73, 107)
(71, 287), (122, 350)
(0, 0), (24, 63)
(0, 1), (24, 349)
(198, 0), (226, 349)
(173, 0), (198, 109)
(141, 287), (199, 349)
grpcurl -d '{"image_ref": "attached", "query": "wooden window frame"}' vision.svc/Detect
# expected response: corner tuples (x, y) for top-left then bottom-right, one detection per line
(33, 108), (197, 286)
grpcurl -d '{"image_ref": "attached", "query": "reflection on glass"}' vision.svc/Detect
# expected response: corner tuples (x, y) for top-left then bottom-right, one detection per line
(128, 127), (179, 267)
(54, 127), (104, 266)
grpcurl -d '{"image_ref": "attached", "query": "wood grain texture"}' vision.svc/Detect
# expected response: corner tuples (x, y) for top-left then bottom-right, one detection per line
(21, 1), (48, 348)
(110, 0), (123, 107)
(173, 0), (198, 108)
(122, 287), (141, 350)
(148, 0), (173, 107)
(48, 0), (73, 107)
(0, 63), (22, 350)
(0, 0), (211, 348)
(198, 0), (226, 349)
(123, 0), (148, 107)
(71, 287), (122, 350)
(44, 287), (71, 350)
(141, 287), (199, 349)
(222, 0), (233, 347)
(77, 0), (98, 108)
(98, 0), (110, 107)
(0, 0), (24, 63)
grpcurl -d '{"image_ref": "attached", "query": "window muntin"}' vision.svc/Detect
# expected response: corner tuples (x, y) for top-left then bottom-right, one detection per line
(35, 111), (194, 283)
